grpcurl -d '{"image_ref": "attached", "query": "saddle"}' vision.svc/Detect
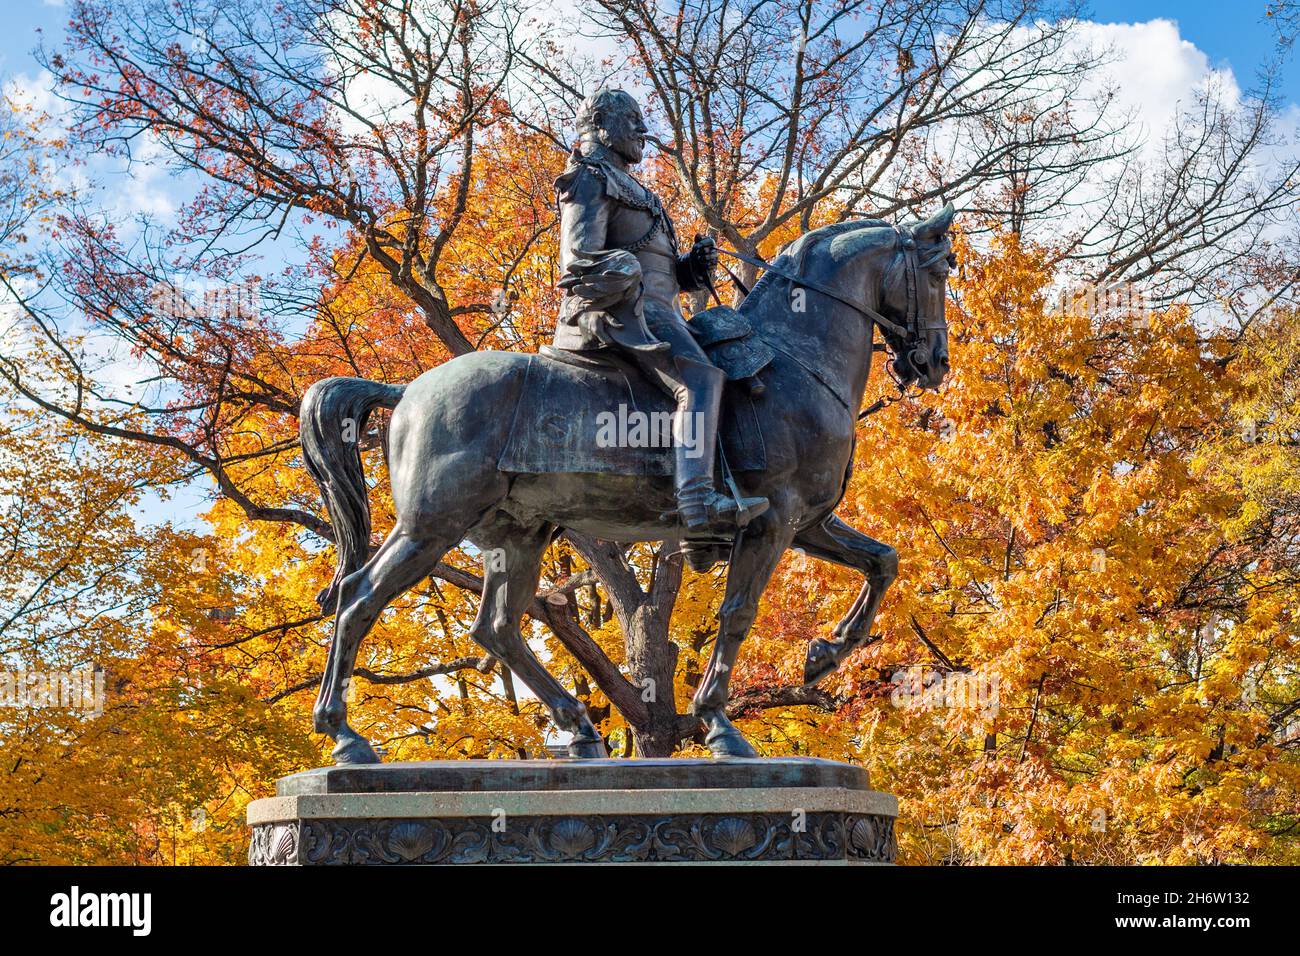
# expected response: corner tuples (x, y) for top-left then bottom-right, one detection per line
(686, 305), (775, 395)
(499, 308), (773, 477)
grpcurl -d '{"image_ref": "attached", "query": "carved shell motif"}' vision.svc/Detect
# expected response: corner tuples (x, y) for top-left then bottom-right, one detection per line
(711, 817), (757, 857)
(549, 818), (596, 859)
(267, 824), (298, 865)
(386, 822), (435, 862)
(849, 816), (892, 860)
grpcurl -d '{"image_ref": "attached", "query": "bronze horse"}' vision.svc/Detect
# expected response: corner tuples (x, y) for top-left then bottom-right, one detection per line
(300, 205), (955, 764)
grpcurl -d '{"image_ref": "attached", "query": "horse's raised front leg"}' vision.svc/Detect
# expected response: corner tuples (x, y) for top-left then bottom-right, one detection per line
(470, 519), (607, 759)
(691, 514), (793, 758)
(793, 514), (898, 686)
(314, 526), (446, 765)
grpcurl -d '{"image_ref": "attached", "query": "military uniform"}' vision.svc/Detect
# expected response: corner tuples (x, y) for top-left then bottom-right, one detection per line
(553, 143), (767, 564)
(554, 144), (713, 360)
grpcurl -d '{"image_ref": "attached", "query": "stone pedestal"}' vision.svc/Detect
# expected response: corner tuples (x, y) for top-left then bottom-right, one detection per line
(247, 757), (897, 865)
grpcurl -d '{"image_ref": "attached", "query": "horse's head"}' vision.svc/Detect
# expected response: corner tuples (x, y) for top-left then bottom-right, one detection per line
(742, 204), (956, 399)
(877, 204), (956, 391)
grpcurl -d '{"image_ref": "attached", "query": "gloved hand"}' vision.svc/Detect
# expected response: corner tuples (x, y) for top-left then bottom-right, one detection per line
(690, 234), (719, 272)
(677, 234), (719, 291)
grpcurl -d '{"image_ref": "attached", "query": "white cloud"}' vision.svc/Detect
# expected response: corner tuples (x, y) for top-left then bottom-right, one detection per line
(1074, 18), (1244, 155)
(4, 69), (63, 133)
(105, 133), (178, 221)
(5, 69), (177, 228)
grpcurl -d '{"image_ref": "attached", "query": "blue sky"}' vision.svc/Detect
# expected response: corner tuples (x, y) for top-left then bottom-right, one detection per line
(0, 2), (63, 78)
(1088, 0), (1298, 100)
(1, 1), (1294, 97)
(3, 1), (1290, 369)
(4, 1), (1292, 251)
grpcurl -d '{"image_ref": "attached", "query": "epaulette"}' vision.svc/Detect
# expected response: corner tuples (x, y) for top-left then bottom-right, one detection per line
(556, 155), (660, 213)
(554, 159), (602, 201)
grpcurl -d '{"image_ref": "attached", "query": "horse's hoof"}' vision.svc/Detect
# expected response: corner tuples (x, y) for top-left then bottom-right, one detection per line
(331, 733), (381, 765)
(706, 729), (759, 759)
(568, 735), (608, 759)
(804, 638), (838, 686)
(312, 706), (339, 736)
(695, 707), (759, 758)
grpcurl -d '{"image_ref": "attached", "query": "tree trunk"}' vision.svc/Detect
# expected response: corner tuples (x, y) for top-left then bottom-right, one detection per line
(625, 603), (685, 757)
(566, 535), (697, 757)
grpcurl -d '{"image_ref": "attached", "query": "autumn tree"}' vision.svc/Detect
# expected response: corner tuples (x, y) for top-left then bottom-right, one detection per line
(2, 0), (1299, 865)
(0, 96), (316, 864)
(718, 232), (1300, 863)
(526, 0), (1127, 275)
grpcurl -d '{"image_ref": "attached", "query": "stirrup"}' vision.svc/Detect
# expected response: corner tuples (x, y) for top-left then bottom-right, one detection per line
(681, 536), (733, 573)
(664, 490), (769, 533)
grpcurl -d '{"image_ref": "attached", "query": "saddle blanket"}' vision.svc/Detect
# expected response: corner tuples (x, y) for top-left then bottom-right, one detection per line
(498, 353), (767, 477)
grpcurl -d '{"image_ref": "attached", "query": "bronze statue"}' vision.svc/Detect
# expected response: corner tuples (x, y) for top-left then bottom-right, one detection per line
(553, 89), (768, 571)
(299, 88), (955, 765)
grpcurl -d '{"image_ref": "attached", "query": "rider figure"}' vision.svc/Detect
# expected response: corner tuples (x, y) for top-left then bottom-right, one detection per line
(553, 88), (769, 568)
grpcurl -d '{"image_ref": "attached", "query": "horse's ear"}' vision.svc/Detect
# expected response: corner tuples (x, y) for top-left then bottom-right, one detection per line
(914, 202), (955, 242)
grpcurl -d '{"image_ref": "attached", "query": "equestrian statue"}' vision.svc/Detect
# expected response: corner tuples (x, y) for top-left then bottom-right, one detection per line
(300, 88), (955, 764)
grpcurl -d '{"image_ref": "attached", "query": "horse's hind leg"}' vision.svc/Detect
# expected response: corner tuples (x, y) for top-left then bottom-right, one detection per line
(794, 514), (898, 686)
(471, 520), (607, 758)
(314, 525), (449, 764)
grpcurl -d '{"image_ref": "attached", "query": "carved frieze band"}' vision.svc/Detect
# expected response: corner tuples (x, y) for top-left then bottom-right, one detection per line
(248, 811), (896, 865)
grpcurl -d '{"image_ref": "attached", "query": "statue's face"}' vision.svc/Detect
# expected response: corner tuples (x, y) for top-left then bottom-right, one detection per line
(595, 99), (648, 165)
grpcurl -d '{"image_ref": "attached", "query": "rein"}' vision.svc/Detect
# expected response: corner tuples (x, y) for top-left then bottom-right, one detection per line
(713, 224), (948, 421)
(716, 224), (950, 346)
(717, 245), (910, 339)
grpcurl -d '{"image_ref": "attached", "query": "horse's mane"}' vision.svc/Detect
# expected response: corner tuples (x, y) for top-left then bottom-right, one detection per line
(745, 217), (892, 303)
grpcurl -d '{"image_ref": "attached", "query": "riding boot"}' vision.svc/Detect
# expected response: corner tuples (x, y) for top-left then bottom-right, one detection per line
(670, 357), (769, 569)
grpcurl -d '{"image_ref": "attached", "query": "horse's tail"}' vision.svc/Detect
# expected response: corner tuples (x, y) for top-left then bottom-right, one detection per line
(300, 376), (406, 610)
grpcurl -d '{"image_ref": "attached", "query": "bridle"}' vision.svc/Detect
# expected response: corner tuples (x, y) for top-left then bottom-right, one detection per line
(715, 223), (950, 377)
